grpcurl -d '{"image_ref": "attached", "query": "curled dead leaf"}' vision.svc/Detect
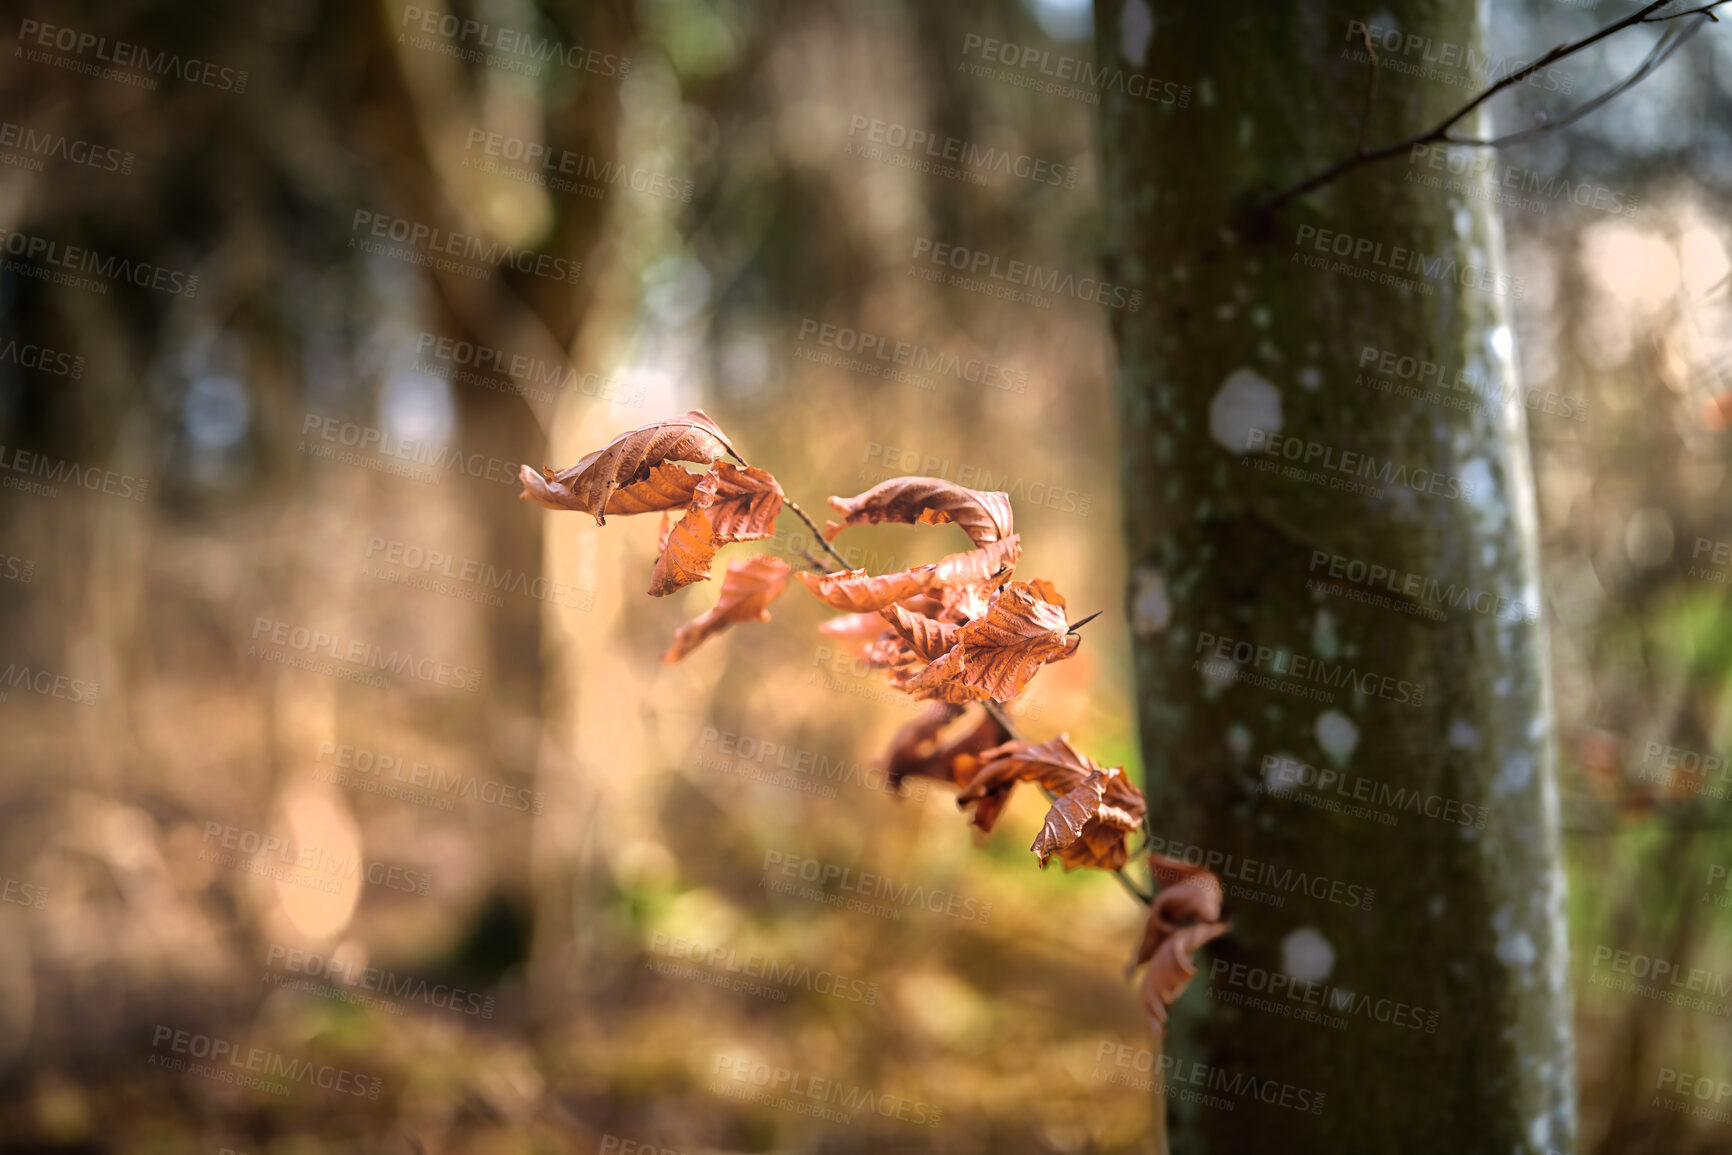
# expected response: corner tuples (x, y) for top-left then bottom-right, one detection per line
(519, 410), (738, 524)
(1030, 766), (1145, 871)
(904, 581), (1078, 703)
(824, 476), (1014, 548)
(663, 555), (793, 662)
(1130, 854), (1226, 976)
(883, 704), (1012, 791)
(954, 733), (1099, 833)
(879, 602), (960, 662)
(704, 462), (784, 544)
(1140, 921), (1231, 1037)
(648, 503), (718, 597)
(798, 564), (938, 613)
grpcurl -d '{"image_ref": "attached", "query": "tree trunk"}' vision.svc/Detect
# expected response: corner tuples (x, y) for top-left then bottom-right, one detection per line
(1093, 4), (1576, 1151)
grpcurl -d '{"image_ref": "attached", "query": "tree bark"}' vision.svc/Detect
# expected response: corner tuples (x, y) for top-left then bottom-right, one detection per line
(1093, 4), (1576, 1151)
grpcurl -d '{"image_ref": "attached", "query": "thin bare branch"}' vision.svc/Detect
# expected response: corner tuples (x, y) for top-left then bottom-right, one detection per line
(1256, 0), (1725, 216)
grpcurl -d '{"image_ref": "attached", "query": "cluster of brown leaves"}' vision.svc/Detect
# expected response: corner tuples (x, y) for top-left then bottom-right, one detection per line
(519, 411), (1228, 1034)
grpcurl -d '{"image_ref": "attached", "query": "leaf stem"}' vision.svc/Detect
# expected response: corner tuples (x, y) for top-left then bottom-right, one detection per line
(782, 496), (852, 570)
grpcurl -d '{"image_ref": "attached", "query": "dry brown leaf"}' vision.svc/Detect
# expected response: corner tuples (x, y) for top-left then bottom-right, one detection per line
(648, 504), (718, 597)
(1130, 854), (1226, 976)
(1030, 767), (1145, 871)
(519, 410), (737, 524)
(824, 476), (1014, 548)
(954, 734), (1099, 832)
(704, 462), (784, 543)
(818, 613), (893, 645)
(1030, 771), (1111, 866)
(1028, 578), (1066, 609)
(798, 565), (938, 613)
(878, 601), (960, 662)
(663, 555), (793, 662)
(1141, 921), (1231, 1037)
(605, 462), (704, 516)
(932, 534), (1023, 592)
(883, 705), (1011, 791)
(904, 581), (1077, 703)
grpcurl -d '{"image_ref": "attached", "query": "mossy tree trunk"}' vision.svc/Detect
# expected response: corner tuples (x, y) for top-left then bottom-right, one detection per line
(1093, 4), (1576, 1151)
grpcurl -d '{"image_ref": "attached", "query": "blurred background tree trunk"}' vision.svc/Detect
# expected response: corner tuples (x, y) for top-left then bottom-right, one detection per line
(1094, 2), (1576, 1150)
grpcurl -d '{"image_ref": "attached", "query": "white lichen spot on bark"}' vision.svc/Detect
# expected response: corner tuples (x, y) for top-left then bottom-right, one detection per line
(1297, 366), (1320, 391)
(1448, 720), (1482, 751)
(1493, 753), (1535, 797)
(1493, 904), (1538, 973)
(1119, 0), (1153, 65)
(1311, 609), (1340, 660)
(1226, 723), (1252, 761)
(1208, 367), (1282, 452)
(1281, 927), (1336, 983)
(1315, 710), (1359, 767)
(1132, 566), (1172, 635)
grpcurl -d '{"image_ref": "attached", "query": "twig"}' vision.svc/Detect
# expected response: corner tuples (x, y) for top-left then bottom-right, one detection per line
(1256, 1), (1726, 216)
(781, 496), (852, 570)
